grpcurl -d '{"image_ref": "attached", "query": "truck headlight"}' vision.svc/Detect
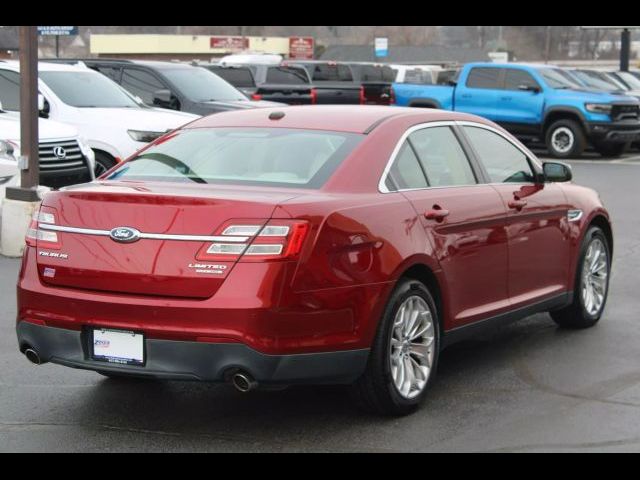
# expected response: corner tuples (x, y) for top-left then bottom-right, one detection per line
(127, 130), (166, 143)
(585, 103), (613, 114)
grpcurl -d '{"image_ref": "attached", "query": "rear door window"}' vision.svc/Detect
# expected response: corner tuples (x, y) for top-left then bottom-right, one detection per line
(121, 68), (167, 104)
(265, 67), (309, 85)
(409, 127), (477, 187)
(466, 67), (502, 89)
(385, 141), (428, 191)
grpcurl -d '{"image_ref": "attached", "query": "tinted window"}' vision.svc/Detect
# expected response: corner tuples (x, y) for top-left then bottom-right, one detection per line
(94, 66), (122, 83)
(161, 67), (246, 101)
(463, 126), (534, 183)
(409, 127), (476, 187)
(39, 70), (140, 108)
(121, 68), (165, 104)
(386, 141), (428, 191)
(208, 66), (255, 88)
(504, 69), (539, 90)
(108, 128), (362, 189)
(0, 70), (21, 110)
(404, 69), (433, 85)
(310, 64), (353, 82)
(466, 67), (502, 89)
(265, 67), (309, 85)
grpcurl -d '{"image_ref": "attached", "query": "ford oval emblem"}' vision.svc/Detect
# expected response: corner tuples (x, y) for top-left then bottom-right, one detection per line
(109, 227), (141, 243)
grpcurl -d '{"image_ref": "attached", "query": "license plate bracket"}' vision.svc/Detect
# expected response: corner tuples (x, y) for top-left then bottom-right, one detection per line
(90, 328), (145, 366)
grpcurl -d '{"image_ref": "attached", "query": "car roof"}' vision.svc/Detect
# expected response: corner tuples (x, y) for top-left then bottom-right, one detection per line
(186, 105), (492, 134)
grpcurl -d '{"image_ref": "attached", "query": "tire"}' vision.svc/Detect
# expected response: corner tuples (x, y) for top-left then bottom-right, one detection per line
(593, 141), (630, 158)
(550, 226), (611, 329)
(545, 119), (586, 158)
(350, 279), (440, 416)
(93, 151), (117, 178)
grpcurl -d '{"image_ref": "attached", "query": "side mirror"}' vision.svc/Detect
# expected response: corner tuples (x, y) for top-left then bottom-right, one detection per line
(153, 89), (176, 109)
(38, 94), (50, 118)
(518, 84), (541, 93)
(543, 161), (572, 182)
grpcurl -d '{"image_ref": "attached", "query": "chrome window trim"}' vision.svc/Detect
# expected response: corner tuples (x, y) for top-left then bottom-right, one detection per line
(378, 120), (542, 194)
(38, 224), (249, 243)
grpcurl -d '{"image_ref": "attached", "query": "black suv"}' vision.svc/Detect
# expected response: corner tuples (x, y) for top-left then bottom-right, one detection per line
(47, 59), (281, 115)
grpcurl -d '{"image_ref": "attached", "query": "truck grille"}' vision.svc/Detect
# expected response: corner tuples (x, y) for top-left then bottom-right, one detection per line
(611, 104), (640, 121)
(38, 139), (87, 171)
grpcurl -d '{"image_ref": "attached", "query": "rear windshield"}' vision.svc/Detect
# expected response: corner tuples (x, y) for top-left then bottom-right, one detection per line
(358, 65), (396, 82)
(310, 64), (354, 82)
(265, 67), (310, 85)
(107, 128), (363, 189)
(208, 66), (255, 88)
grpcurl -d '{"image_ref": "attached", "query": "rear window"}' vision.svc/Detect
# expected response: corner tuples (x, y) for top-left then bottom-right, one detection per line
(310, 64), (353, 82)
(466, 67), (502, 89)
(359, 65), (396, 82)
(265, 67), (309, 85)
(107, 128), (363, 189)
(208, 66), (255, 88)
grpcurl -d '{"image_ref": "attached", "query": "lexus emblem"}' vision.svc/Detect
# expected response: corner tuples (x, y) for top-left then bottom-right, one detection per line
(109, 227), (141, 243)
(53, 146), (67, 159)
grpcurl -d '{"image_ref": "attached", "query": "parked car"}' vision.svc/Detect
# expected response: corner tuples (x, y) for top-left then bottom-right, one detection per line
(569, 68), (640, 99)
(0, 61), (199, 176)
(0, 104), (94, 189)
(394, 62), (640, 158)
(608, 70), (640, 96)
(17, 106), (612, 415)
(389, 64), (442, 84)
(292, 61), (396, 105)
(203, 63), (314, 105)
(47, 59), (282, 115)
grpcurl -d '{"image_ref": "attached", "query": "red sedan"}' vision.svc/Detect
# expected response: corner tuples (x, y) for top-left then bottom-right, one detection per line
(16, 106), (612, 415)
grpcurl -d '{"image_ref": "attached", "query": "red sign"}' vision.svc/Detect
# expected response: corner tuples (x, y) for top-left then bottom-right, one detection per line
(289, 37), (314, 59)
(210, 36), (249, 51)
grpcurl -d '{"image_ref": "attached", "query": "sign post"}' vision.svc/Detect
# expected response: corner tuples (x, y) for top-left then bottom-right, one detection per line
(37, 26), (78, 58)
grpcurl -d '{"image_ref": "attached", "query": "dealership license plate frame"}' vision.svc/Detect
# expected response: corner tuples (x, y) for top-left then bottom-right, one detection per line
(90, 328), (146, 366)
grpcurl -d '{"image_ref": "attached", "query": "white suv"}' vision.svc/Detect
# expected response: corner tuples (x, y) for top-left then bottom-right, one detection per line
(0, 61), (199, 176)
(0, 105), (95, 197)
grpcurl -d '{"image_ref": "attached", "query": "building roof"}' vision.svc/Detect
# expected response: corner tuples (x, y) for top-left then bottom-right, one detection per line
(319, 44), (489, 64)
(0, 27), (18, 51)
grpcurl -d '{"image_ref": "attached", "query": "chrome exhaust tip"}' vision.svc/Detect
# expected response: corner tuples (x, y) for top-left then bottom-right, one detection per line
(24, 348), (42, 365)
(231, 372), (257, 393)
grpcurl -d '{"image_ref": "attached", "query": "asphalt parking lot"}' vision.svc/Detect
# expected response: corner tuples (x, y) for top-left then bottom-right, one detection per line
(1, 155), (639, 452)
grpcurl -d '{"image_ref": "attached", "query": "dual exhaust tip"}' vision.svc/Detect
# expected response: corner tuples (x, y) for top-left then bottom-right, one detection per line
(24, 347), (258, 392)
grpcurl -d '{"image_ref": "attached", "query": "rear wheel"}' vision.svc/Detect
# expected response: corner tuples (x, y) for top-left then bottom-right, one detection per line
(93, 151), (117, 178)
(550, 226), (611, 328)
(545, 119), (586, 158)
(350, 279), (440, 416)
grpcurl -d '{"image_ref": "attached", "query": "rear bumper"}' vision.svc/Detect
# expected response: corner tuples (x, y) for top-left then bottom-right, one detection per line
(16, 321), (369, 384)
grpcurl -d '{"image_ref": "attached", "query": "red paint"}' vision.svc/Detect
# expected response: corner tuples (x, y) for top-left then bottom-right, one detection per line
(17, 106), (611, 356)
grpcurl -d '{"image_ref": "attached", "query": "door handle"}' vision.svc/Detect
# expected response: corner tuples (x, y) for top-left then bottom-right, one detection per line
(508, 199), (527, 210)
(500, 96), (512, 101)
(424, 206), (450, 221)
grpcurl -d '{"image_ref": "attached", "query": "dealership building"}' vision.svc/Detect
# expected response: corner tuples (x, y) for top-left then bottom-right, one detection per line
(89, 34), (315, 61)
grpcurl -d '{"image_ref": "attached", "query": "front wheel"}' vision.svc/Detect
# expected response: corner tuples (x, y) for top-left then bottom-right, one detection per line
(350, 279), (440, 416)
(545, 119), (586, 158)
(550, 226), (611, 328)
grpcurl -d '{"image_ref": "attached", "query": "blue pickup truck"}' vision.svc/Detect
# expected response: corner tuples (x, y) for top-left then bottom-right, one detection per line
(394, 62), (640, 158)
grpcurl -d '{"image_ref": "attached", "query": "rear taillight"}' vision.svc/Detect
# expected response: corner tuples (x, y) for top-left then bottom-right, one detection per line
(310, 88), (317, 105)
(389, 86), (396, 105)
(25, 206), (61, 249)
(359, 86), (366, 105)
(196, 220), (309, 262)
(251, 93), (263, 101)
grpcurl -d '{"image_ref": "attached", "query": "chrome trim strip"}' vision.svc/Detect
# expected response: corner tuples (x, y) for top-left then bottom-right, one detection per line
(38, 224), (249, 243)
(378, 120), (543, 194)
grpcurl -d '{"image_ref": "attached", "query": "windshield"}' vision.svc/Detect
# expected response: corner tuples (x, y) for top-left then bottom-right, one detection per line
(575, 70), (626, 92)
(615, 71), (640, 90)
(161, 67), (247, 102)
(39, 70), (140, 108)
(537, 68), (583, 89)
(107, 128), (363, 188)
